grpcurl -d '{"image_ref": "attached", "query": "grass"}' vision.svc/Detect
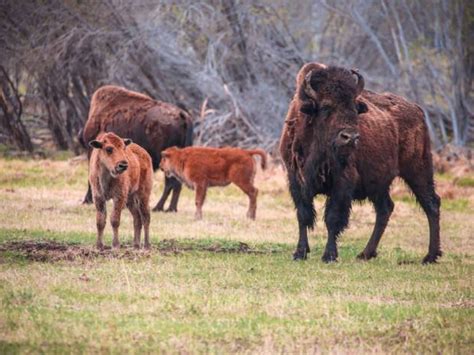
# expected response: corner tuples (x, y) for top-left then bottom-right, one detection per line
(0, 157), (473, 353)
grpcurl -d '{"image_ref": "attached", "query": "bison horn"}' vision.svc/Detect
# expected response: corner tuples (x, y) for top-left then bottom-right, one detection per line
(304, 70), (318, 99)
(351, 68), (365, 97)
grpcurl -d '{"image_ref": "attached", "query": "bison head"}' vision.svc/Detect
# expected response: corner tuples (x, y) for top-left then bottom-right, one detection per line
(296, 64), (367, 160)
(89, 132), (132, 178)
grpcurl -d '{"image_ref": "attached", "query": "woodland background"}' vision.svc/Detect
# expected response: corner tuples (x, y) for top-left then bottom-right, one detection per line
(0, 0), (473, 154)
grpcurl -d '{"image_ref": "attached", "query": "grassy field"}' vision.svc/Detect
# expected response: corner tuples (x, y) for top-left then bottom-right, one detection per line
(0, 156), (473, 353)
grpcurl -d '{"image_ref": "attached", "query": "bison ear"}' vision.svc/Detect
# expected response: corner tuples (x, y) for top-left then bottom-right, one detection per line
(300, 101), (319, 116)
(356, 101), (368, 114)
(124, 138), (132, 146)
(89, 140), (103, 149)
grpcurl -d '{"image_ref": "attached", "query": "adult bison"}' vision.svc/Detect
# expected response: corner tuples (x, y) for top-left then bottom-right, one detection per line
(280, 62), (441, 264)
(81, 85), (193, 212)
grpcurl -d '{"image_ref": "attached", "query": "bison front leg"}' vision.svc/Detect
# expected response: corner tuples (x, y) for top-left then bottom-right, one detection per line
(288, 176), (315, 260)
(111, 198), (126, 250)
(323, 194), (352, 263)
(94, 197), (107, 250)
(194, 183), (207, 220)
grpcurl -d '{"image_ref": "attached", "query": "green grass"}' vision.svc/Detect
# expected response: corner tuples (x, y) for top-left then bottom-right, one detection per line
(0, 157), (473, 353)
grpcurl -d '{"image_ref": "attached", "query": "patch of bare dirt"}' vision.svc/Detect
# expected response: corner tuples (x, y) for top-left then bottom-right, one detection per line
(0, 239), (265, 263)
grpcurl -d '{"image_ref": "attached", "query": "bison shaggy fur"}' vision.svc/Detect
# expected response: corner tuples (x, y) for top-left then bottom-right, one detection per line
(280, 63), (441, 264)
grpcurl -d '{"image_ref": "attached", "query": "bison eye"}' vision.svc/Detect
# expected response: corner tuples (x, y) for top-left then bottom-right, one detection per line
(105, 147), (113, 154)
(320, 105), (332, 117)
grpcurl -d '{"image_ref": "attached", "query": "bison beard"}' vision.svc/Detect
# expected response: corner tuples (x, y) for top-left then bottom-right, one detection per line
(280, 63), (442, 264)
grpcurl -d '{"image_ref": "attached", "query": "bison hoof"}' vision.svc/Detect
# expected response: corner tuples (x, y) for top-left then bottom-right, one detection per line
(165, 207), (177, 213)
(144, 243), (151, 250)
(293, 249), (308, 261)
(96, 243), (104, 250)
(152, 206), (164, 212)
(422, 251), (442, 264)
(357, 250), (377, 261)
(322, 251), (338, 263)
(133, 244), (140, 250)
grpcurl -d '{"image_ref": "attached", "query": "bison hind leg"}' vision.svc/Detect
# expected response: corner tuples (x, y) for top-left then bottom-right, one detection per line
(402, 173), (442, 264)
(357, 191), (394, 261)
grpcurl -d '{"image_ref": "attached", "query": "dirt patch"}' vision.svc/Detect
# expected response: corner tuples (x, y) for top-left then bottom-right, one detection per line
(0, 239), (267, 263)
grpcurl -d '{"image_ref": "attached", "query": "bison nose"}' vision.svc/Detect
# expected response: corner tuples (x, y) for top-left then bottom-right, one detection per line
(116, 161), (128, 173)
(338, 130), (360, 145)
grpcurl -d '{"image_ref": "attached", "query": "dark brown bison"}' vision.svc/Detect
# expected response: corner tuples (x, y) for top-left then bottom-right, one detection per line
(280, 62), (441, 264)
(81, 85), (193, 212)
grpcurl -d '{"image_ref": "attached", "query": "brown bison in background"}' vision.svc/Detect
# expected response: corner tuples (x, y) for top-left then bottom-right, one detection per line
(81, 85), (193, 212)
(280, 62), (441, 264)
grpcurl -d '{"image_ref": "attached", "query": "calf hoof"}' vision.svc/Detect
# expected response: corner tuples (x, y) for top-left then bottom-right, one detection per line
(357, 250), (377, 261)
(322, 251), (338, 263)
(293, 249), (308, 261)
(422, 251), (442, 264)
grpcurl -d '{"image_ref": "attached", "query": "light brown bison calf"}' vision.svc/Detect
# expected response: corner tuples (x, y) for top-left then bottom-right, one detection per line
(159, 146), (267, 220)
(89, 132), (153, 249)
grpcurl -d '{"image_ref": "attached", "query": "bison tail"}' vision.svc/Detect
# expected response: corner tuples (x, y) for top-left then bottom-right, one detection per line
(248, 149), (267, 170)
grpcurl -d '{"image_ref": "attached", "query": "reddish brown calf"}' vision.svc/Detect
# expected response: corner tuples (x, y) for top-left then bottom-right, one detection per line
(89, 132), (153, 249)
(159, 146), (267, 220)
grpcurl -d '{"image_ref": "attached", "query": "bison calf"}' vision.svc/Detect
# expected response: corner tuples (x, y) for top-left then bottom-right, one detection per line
(89, 132), (153, 249)
(159, 146), (267, 220)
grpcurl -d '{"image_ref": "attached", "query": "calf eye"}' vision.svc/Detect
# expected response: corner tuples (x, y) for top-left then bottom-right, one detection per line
(105, 147), (113, 154)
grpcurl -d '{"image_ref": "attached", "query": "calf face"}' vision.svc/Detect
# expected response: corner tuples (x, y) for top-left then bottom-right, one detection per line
(89, 134), (133, 178)
(159, 147), (179, 178)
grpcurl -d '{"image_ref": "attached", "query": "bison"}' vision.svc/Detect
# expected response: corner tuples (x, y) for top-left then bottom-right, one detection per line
(81, 85), (193, 212)
(88, 132), (153, 250)
(280, 62), (441, 264)
(159, 146), (267, 220)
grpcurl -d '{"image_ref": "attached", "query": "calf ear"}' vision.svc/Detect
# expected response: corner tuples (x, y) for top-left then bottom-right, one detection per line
(124, 138), (133, 146)
(356, 101), (368, 114)
(89, 140), (103, 149)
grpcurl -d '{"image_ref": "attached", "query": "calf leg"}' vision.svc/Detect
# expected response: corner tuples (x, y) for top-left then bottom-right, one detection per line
(139, 201), (151, 249)
(234, 180), (258, 220)
(357, 191), (394, 260)
(83, 182), (93, 204)
(95, 197), (107, 249)
(194, 183), (207, 220)
(323, 194), (352, 263)
(167, 179), (182, 212)
(111, 198), (125, 249)
(152, 176), (173, 212)
(403, 175), (442, 263)
(128, 202), (142, 249)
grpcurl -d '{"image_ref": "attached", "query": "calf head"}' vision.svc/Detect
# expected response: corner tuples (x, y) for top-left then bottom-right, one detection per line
(89, 132), (132, 178)
(296, 63), (367, 160)
(159, 147), (180, 177)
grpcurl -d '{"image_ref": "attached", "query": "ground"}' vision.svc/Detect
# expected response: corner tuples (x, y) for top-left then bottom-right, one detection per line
(0, 155), (472, 353)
